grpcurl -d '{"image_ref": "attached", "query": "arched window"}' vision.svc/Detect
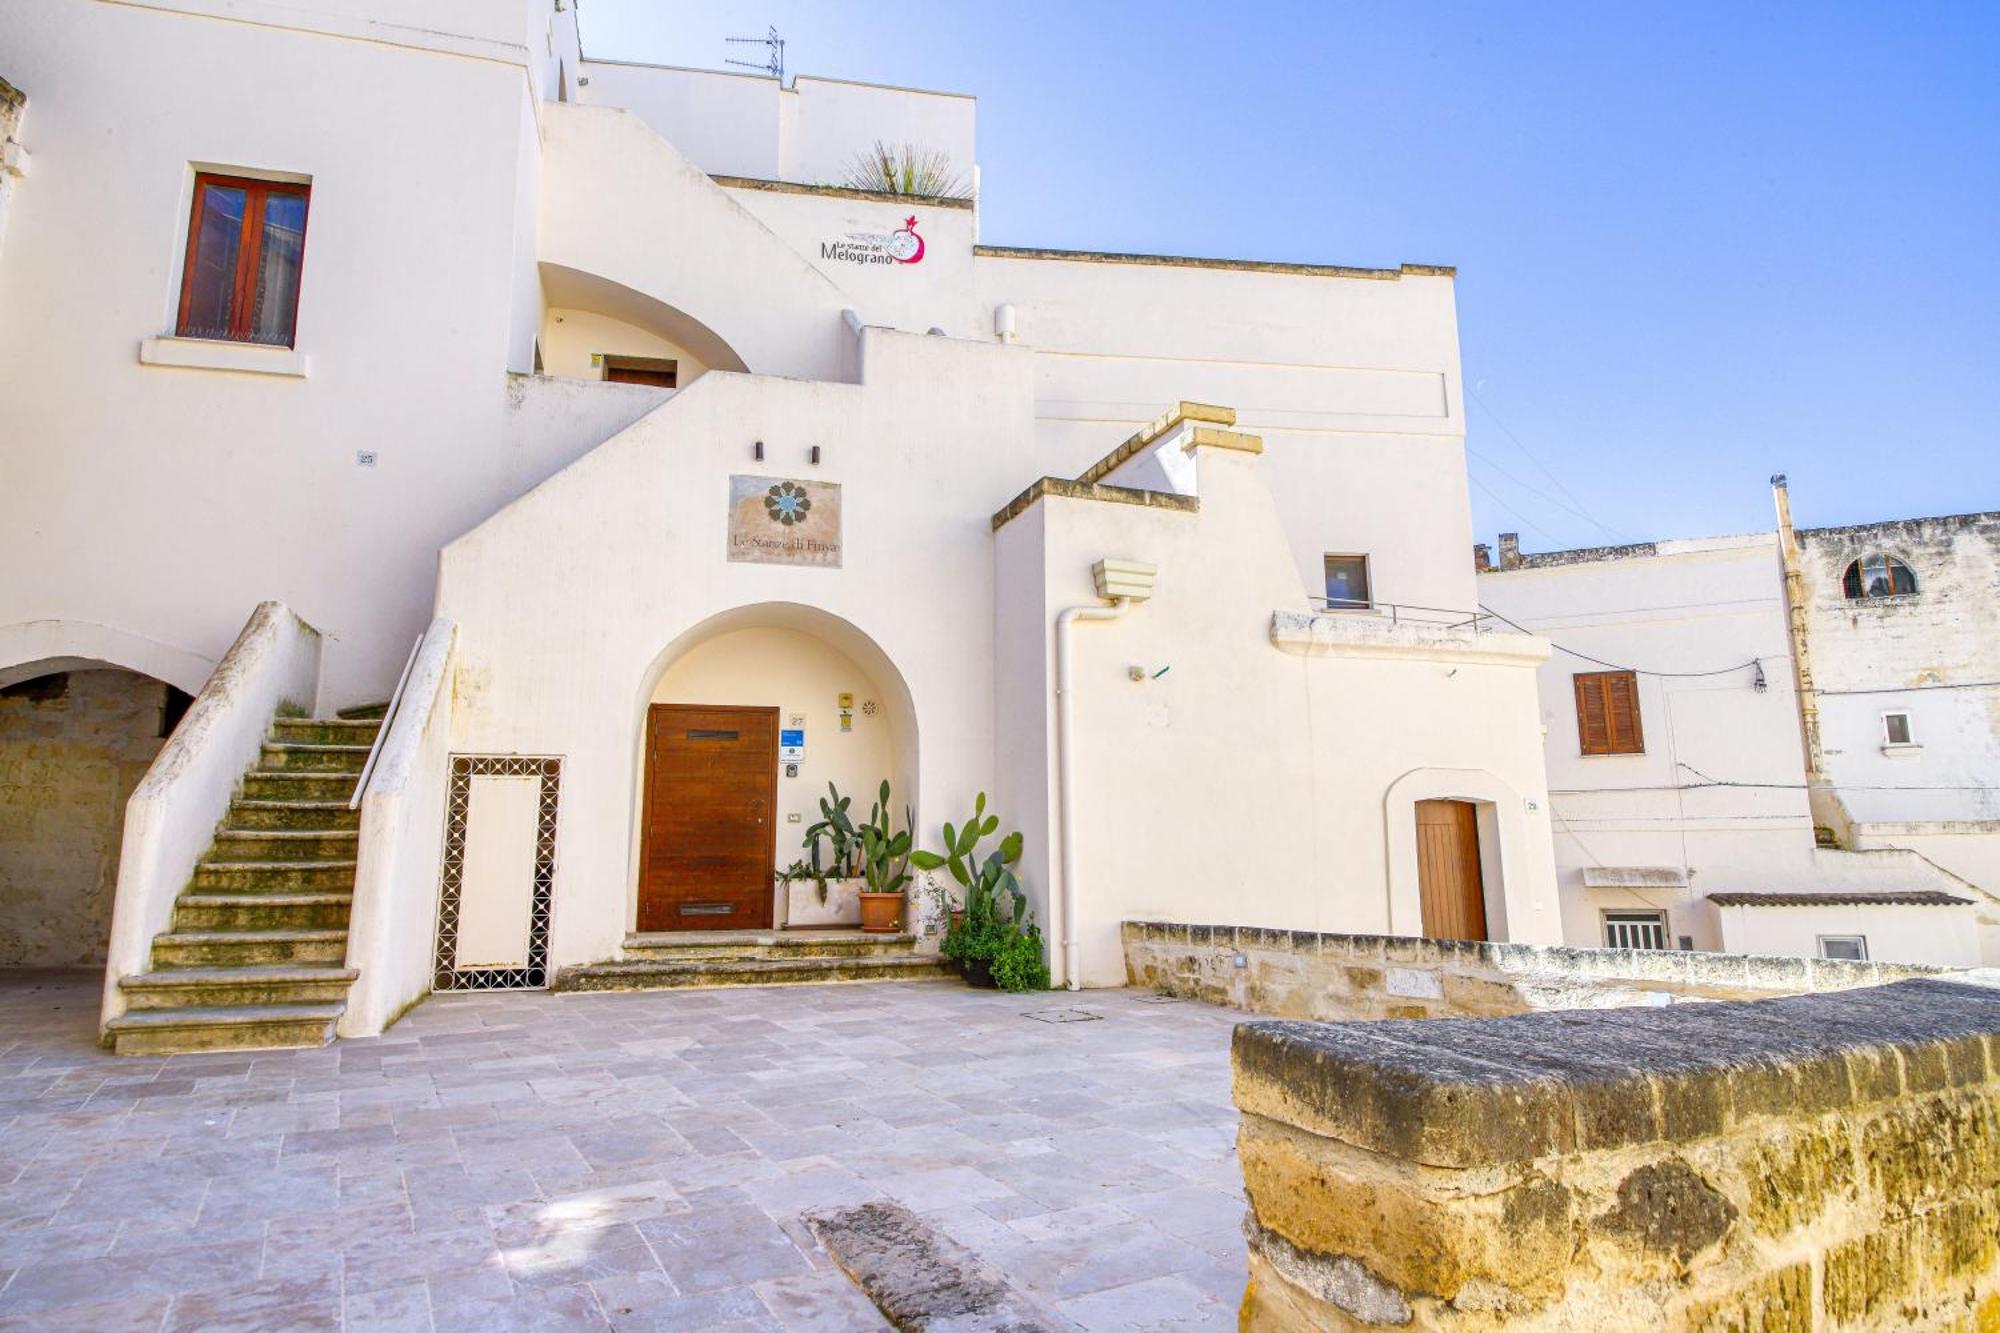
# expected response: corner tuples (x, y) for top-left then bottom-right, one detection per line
(1841, 553), (1917, 599)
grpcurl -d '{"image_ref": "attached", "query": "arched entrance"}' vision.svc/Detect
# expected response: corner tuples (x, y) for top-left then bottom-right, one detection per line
(630, 604), (918, 934)
(0, 658), (194, 968)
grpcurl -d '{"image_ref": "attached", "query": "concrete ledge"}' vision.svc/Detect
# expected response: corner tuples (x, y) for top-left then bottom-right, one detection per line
(711, 174), (974, 210)
(989, 477), (1198, 532)
(1235, 980), (2000, 1167)
(1270, 608), (1550, 666)
(1232, 974), (2000, 1328)
(139, 336), (308, 379)
(974, 244), (1456, 282)
(1074, 400), (1236, 486)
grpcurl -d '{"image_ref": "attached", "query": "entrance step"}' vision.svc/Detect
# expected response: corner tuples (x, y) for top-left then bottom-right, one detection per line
(173, 892), (353, 932)
(336, 701), (391, 721)
(227, 799), (361, 832)
(192, 860), (358, 893)
(270, 717), (384, 747)
(120, 965), (360, 1010)
(621, 930), (923, 962)
(241, 771), (362, 803)
(554, 952), (955, 993)
(103, 1003), (344, 1055)
(150, 929), (350, 969)
(207, 829), (360, 862)
(258, 740), (372, 773)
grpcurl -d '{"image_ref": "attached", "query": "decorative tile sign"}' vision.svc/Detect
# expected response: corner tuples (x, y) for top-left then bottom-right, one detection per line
(728, 475), (842, 567)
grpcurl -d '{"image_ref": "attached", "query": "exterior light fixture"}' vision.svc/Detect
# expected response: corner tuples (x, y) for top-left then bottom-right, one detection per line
(1753, 660), (1768, 693)
(1091, 558), (1157, 601)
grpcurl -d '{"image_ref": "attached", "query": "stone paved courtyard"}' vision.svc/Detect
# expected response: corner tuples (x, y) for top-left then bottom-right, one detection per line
(0, 972), (1246, 1331)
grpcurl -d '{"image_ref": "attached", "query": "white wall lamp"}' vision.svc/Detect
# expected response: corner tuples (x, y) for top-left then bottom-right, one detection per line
(1051, 558), (1157, 989)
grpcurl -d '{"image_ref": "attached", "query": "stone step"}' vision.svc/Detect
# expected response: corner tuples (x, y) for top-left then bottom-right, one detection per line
(192, 860), (357, 893)
(207, 829), (360, 862)
(337, 701), (391, 721)
(258, 741), (373, 773)
(151, 929), (350, 969)
(241, 771), (360, 803)
(621, 931), (921, 962)
(270, 717), (383, 747)
(120, 965), (360, 1010)
(554, 954), (955, 993)
(174, 893), (353, 932)
(104, 1003), (344, 1055)
(227, 799), (361, 832)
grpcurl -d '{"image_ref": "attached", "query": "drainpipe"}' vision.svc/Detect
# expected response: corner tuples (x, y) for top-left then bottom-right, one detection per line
(1051, 558), (1157, 990)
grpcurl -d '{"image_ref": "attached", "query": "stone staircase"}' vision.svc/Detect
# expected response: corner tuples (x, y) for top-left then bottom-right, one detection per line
(554, 930), (954, 992)
(105, 715), (379, 1055)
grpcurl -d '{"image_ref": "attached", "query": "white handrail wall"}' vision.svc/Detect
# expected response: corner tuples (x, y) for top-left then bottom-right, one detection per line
(100, 601), (322, 1034)
(340, 618), (457, 1036)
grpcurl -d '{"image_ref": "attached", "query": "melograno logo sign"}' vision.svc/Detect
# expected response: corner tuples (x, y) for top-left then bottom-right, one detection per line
(822, 215), (926, 267)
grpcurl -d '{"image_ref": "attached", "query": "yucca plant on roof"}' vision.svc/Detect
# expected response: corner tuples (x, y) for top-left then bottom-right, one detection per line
(843, 141), (969, 199)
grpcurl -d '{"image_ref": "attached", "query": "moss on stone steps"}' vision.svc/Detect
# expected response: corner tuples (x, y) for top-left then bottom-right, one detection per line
(173, 893), (353, 932)
(556, 954), (956, 992)
(105, 1003), (343, 1055)
(121, 965), (359, 1010)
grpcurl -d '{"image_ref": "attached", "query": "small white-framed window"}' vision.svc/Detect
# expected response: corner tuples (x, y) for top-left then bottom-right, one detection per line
(1818, 935), (1868, 962)
(1603, 909), (1669, 951)
(1882, 712), (1914, 746)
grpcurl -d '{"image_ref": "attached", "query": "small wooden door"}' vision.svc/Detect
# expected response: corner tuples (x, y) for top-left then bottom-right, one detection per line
(637, 704), (777, 932)
(1415, 799), (1488, 941)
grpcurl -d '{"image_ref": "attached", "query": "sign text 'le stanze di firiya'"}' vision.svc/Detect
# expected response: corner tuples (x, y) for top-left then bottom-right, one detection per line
(727, 475), (842, 568)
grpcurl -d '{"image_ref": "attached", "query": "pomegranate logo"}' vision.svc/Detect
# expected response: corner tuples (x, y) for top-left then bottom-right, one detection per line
(883, 216), (925, 264)
(821, 215), (927, 268)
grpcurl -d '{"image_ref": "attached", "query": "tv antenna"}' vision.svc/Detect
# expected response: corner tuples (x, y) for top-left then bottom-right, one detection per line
(725, 26), (785, 83)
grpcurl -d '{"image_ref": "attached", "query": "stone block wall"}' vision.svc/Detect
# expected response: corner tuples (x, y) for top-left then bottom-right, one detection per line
(1123, 920), (1945, 1021)
(1233, 977), (2000, 1329)
(0, 670), (172, 966)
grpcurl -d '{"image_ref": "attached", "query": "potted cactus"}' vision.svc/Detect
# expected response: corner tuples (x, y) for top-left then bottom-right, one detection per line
(912, 793), (1047, 990)
(839, 780), (912, 934)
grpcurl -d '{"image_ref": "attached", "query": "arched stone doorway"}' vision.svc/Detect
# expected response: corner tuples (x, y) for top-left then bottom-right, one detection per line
(0, 660), (193, 968)
(630, 604), (919, 934)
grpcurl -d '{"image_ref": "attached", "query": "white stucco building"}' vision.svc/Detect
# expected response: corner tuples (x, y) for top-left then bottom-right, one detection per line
(0, 0), (1562, 1051)
(1476, 484), (2000, 968)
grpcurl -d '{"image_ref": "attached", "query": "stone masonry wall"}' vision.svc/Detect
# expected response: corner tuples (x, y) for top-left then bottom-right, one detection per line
(0, 670), (172, 966)
(1233, 977), (2000, 1330)
(1122, 920), (1944, 1022)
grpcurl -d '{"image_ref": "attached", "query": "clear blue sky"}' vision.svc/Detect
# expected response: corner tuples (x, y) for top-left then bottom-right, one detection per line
(577, 2), (1999, 551)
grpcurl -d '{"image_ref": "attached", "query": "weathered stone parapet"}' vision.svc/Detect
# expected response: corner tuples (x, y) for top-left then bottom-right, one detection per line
(1233, 978), (2000, 1329)
(1122, 919), (1949, 1022)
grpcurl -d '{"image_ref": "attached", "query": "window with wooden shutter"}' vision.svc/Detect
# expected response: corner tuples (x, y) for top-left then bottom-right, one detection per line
(1574, 670), (1644, 756)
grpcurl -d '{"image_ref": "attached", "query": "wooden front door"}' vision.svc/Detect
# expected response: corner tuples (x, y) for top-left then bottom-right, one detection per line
(1415, 799), (1488, 941)
(637, 704), (777, 932)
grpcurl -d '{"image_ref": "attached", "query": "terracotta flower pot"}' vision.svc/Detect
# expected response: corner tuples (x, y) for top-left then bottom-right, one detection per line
(858, 891), (903, 934)
(949, 910), (966, 931)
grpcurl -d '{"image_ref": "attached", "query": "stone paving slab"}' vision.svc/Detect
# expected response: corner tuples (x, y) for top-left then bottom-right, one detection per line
(0, 971), (1245, 1331)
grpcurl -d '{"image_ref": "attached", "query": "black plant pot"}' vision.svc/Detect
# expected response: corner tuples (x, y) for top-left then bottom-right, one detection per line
(963, 957), (997, 989)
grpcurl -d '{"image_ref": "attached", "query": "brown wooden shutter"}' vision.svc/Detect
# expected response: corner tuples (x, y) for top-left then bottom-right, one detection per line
(1575, 670), (1642, 755)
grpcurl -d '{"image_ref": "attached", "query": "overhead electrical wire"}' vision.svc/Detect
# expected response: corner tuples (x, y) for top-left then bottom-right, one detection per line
(1465, 381), (1631, 544)
(1477, 605), (1764, 678)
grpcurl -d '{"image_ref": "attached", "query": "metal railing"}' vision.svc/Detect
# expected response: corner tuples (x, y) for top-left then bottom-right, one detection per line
(1305, 596), (1496, 633)
(349, 631), (424, 810)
